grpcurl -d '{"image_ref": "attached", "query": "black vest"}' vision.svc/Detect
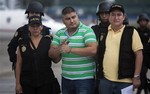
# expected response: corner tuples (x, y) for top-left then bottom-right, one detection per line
(137, 27), (150, 53)
(7, 24), (52, 64)
(19, 36), (55, 87)
(97, 26), (135, 79)
(92, 23), (109, 41)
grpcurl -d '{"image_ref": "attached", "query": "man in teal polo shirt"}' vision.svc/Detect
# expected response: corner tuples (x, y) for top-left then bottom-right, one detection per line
(49, 6), (97, 94)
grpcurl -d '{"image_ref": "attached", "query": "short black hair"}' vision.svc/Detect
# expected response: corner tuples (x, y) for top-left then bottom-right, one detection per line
(62, 6), (76, 15)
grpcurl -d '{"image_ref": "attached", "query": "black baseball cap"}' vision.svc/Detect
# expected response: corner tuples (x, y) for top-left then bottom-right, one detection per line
(109, 4), (125, 13)
(28, 16), (42, 25)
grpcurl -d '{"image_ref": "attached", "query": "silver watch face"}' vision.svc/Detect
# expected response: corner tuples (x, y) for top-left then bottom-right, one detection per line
(133, 75), (140, 79)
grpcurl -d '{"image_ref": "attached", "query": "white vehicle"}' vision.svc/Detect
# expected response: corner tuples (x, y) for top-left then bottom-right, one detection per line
(0, 9), (65, 34)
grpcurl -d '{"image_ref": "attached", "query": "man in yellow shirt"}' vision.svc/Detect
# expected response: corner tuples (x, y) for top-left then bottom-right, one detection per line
(97, 4), (143, 94)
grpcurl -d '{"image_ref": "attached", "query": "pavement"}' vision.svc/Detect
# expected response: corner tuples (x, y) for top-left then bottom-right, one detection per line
(0, 38), (12, 75)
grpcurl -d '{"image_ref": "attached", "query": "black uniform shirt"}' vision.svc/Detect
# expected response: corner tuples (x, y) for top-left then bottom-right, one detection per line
(7, 24), (52, 69)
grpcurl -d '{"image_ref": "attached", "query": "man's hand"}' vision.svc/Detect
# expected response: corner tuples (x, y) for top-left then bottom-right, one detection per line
(60, 44), (71, 53)
(60, 39), (71, 53)
(132, 77), (141, 88)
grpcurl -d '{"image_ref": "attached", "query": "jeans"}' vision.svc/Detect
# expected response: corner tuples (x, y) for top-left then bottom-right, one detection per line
(99, 78), (132, 94)
(62, 77), (94, 94)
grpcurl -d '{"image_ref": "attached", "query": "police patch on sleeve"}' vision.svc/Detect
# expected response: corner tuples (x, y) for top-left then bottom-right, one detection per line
(49, 29), (53, 35)
(100, 34), (104, 41)
(14, 32), (18, 37)
(21, 46), (26, 52)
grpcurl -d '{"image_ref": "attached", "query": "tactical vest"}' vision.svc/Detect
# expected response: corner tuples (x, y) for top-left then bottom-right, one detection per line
(97, 26), (135, 79)
(18, 36), (54, 87)
(137, 27), (150, 69)
(92, 24), (109, 41)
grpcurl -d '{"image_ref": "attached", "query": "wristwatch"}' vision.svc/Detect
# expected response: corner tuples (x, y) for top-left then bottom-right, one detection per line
(133, 75), (140, 80)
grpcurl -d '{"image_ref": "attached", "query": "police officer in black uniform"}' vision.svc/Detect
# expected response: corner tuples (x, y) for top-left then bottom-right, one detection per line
(136, 13), (150, 94)
(15, 16), (60, 94)
(7, 1), (52, 70)
(91, 1), (113, 94)
(91, 1), (113, 40)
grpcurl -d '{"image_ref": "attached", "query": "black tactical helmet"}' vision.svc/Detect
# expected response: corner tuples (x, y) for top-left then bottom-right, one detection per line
(96, 1), (113, 16)
(25, 1), (44, 16)
(137, 13), (149, 23)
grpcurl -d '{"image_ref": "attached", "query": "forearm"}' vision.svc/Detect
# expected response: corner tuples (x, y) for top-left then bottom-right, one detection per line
(49, 45), (61, 63)
(15, 62), (21, 84)
(70, 47), (97, 56)
(134, 50), (143, 76)
(16, 48), (22, 84)
(52, 55), (61, 63)
(61, 42), (97, 56)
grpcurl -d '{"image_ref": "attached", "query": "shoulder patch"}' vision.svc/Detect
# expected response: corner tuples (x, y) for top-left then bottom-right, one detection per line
(14, 32), (18, 37)
(21, 46), (26, 52)
(18, 37), (23, 41)
(44, 35), (51, 38)
(49, 29), (53, 35)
